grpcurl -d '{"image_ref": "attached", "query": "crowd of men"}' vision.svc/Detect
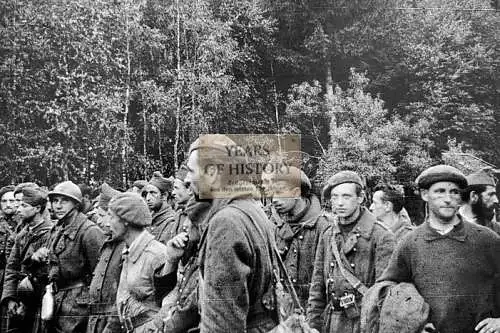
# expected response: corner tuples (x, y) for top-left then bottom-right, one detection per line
(0, 134), (499, 333)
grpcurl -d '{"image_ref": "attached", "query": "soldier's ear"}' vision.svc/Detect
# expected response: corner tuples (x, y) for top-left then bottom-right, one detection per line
(421, 189), (429, 202)
(357, 190), (365, 205)
(470, 191), (479, 204)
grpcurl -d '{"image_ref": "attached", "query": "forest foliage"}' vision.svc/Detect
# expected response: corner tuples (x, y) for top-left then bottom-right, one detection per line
(0, 0), (498, 188)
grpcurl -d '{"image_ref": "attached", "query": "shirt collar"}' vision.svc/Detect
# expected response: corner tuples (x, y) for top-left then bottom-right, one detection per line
(127, 230), (155, 263)
(423, 216), (467, 242)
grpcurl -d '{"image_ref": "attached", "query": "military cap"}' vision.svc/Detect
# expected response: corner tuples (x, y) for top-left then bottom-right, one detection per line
(14, 182), (40, 195)
(0, 185), (15, 199)
(415, 164), (467, 189)
(99, 183), (121, 210)
(322, 170), (364, 200)
(466, 169), (496, 187)
(132, 180), (148, 190)
(21, 187), (47, 207)
(148, 171), (173, 194)
(109, 192), (152, 227)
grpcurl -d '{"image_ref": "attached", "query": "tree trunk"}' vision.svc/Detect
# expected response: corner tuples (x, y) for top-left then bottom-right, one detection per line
(270, 62), (281, 152)
(173, 0), (181, 172)
(122, 1), (131, 188)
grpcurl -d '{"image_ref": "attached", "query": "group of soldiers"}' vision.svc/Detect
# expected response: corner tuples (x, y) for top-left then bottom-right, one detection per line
(0, 134), (499, 333)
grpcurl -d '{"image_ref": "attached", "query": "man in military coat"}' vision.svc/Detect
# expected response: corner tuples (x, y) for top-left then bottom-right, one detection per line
(142, 172), (177, 244)
(86, 183), (123, 333)
(306, 170), (395, 333)
(1, 187), (52, 333)
(185, 134), (279, 333)
(270, 166), (330, 308)
(33, 181), (105, 333)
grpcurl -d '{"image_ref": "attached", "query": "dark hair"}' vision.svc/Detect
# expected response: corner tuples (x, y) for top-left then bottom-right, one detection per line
(375, 185), (404, 214)
(461, 184), (487, 202)
(78, 183), (93, 198)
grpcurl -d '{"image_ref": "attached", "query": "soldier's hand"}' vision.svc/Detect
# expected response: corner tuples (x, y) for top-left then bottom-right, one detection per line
(7, 300), (18, 316)
(476, 317), (500, 333)
(166, 232), (189, 262)
(32, 247), (50, 262)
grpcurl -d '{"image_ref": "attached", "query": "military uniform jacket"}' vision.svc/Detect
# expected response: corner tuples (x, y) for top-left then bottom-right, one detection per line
(45, 211), (106, 333)
(0, 213), (19, 288)
(148, 202), (178, 245)
(86, 238), (125, 333)
(117, 230), (168, 333)
(198, 197), (278, 333)
(307, 207), (395, 333)
(275, 195), (331, 309)
(1, 218), (52, 304)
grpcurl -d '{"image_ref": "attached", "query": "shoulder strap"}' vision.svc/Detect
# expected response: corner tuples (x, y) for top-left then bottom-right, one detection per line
(331, 231), (368, 296)
(228, 203), (304, 313)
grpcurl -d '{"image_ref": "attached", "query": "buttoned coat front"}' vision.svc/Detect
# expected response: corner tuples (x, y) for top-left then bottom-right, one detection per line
(86, 238), (125, 333)
(46, 212), (106, 333)
(306, 207), (395, 333)
(274, 195), (331, 309)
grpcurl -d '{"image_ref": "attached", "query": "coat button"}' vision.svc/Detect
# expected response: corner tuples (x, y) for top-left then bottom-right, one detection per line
(330, 263), (334, 267)
(293, 249), (297, 253)
(292, 279), (297, 283)
(353, 248), (357, 252)
(350, 263), (355, 268)
(298, 235), (303, 240)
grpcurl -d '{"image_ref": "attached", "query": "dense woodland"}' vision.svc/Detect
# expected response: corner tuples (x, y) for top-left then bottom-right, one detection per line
(0, 0), (498, 191)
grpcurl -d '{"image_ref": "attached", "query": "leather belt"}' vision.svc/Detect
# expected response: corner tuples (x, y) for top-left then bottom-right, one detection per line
(58, 281), (86, 291)
(122, 310), (156, 332)
(89, 302), (117, 314)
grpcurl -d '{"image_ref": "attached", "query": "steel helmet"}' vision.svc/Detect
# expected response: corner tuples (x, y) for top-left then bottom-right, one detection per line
(48, 181), (83, 204)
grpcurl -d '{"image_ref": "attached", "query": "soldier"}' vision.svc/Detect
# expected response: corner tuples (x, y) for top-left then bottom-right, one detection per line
(184, 134), (278, 332)
(459, 168), (500, 234)
(32, 181), (106, 333)
(141, 171), (177, 244)
(1, 187), (52, 333)
(370, 185), (414, 240)
(172, 164), (192, 211)
(153, 198), (212, 333)
(379, 165), (500, 333)
(111, 192), (169, 333)
(86, 183), (124, 333)
(0, 185), (20, 332)
(307, 170), (395, 333)
(270, 166), (331, 308)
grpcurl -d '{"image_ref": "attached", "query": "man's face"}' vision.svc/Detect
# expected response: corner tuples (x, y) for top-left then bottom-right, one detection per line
(261, 172), (274, 198)
(370, 190), (388, 220)
(50, 195), (78, 220)
(14, 192), (23, 211)
(480, 185), (499, 210)
(272, 181), (299, 214)
(16, 201), (38, 222)
(0, 191), (16, 215)
(107, 209), (126, 240)
(330, 183), (363, 219)
(186, 150), (216, 200)
(173, 179), (192, 205)
(421, 181), (461, 223)
(141, 184), (163, 211)
(96, 207), (109, 231)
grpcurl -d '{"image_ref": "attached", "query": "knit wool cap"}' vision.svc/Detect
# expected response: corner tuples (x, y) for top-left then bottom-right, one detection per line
(132, 180), (148, 190)
(21, 187), (47, 207)
(323, 170), (364, 200)
(148, 171), (173, 194)
(14, 182), (40, 195)
(108, 192), (152, 227)
(466, 169), (496, 187)
(415, 165), (467, 190)
(0, 185), (15, 199)
(99, 183), (121, 210)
